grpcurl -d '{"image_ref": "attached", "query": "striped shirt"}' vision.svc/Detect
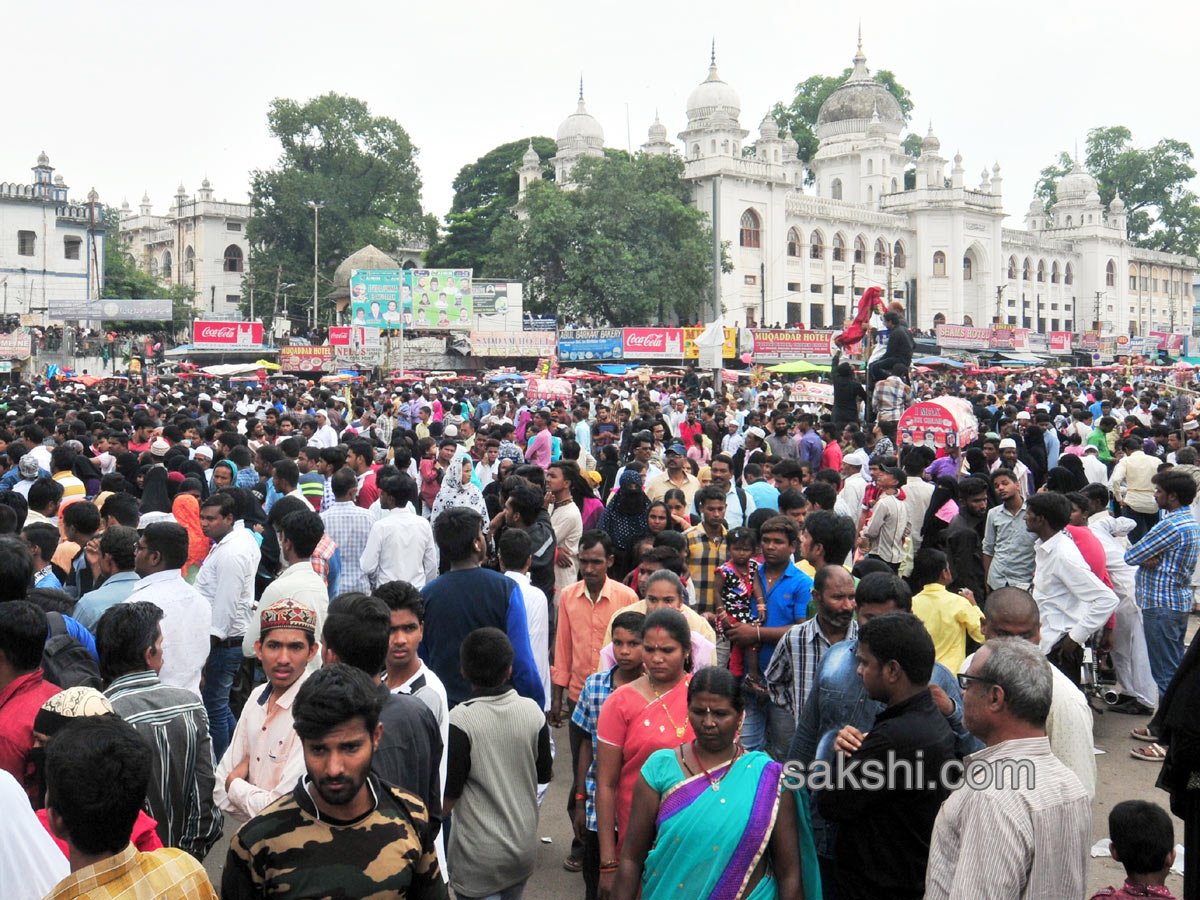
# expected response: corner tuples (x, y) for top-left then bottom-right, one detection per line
(1125, 507), (1200, 612)
(321, 501), (373, 595)
(44, 843), (217, 900)
(764, 617), (858, 719)
(105, 671), (224, 860)
(925, 736), (1090, 900)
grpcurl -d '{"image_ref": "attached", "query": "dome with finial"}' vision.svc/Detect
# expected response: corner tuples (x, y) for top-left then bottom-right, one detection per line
(816, 32), (904, 136)
(142, 192), (150, 203)
(36, 151), (50, 167)
(921, 124), (940, 154)
(522, 141), (540, 165)
(1109, 192), (1126, 213)
(201, 177), (211, 189)
(1055, 160), (1098, 202)
(686, 43), (741, 122)
(176, 182), (187, 195)
(1028, 197), (1043, 216)
(557, 80), (605, 148)
(648, 115), (668, 143)
(759, 114), (779, 140)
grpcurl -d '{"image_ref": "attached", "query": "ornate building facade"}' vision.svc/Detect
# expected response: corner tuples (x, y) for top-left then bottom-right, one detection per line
(539, 41), (1196, 337)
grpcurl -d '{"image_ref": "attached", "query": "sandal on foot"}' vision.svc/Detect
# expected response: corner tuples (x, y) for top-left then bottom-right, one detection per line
(1130, 743), (1167, 761)
(1131, 726), (1159, 742)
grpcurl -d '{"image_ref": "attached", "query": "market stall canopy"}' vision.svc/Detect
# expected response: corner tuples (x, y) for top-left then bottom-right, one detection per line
(996, 352), (1046, 364)
(913, 356), (967, 369)
(898, 396), (979, 449)
(766, 360), (830, 374)
(596, 364), (641, 375)
(201, 363), (263, 377)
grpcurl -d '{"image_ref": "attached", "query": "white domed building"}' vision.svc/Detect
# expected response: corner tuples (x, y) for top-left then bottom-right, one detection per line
(535, 38), (1196, 342)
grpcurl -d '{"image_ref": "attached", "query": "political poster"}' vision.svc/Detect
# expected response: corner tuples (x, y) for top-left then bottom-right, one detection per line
(409, 269), (472, 329)
(349, 270), (407, 330)
(472, 282), (509, 315)
(558, 328), (623, 361)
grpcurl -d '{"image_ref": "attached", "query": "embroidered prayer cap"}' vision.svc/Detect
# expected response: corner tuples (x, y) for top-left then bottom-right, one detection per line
(34, 687), (114, 737)
(260, 598), (317, 636)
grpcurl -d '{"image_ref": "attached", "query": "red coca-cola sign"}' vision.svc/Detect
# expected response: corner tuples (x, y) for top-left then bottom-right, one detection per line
(193, 321), (264, 346)
(622, 328), (683, 357)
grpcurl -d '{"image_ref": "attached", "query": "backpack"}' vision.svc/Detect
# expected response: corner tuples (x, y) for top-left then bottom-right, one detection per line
(42, 612), (102, 690)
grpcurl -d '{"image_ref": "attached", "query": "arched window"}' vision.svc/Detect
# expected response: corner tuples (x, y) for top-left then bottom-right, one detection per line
(933, 312), (947, 325)
(874, 239), (888, 266)
(832, 233), (846, 262)
(739, 209), (761, 248)
(1065, 215), (1073, 227)
(786, 227), (802, 258)
(161, 250), (172, 279)
(810, 231), (824, 260)
(1051, 261), (1060, 284)
(149, 257), (159, 278)
(831, 178), (843, 200)
(933, 250), (947, 276)
(691, 144), (700, 158)
(893, 241), (906, 269)
(1007, 256), (1018, 279)
(184, 246), (195, 274)
(867, 186), (873, 203)
(867, 159), (874, 174)
(963, 256), (973, 280)
(1064, 263), (1074, 285)
(1022, 258), (1031, 281)
(853, 235), (867, 264)
(891, 178), (898, 193)
(1106, 259), (1116, 287)
(1036, 260), (1046, 282)
(223, 244), (244, 273)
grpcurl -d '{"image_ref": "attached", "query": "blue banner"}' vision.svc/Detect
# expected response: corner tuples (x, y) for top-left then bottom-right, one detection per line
(557, 328), (623, 362)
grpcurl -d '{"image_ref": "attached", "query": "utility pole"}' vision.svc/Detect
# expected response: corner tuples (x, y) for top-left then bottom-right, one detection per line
(248, 273), (256, 322)
(306, 200), (325, 330)
(995, 284), (1005, 324)
(760, 262), (765, 327)
(1093, 291), (1103, 332)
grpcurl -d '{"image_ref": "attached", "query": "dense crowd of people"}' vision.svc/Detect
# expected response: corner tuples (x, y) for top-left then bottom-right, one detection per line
(3, 318), (1200, 899)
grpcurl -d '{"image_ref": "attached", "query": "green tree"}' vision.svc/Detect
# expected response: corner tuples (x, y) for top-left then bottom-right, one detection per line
(425, 137), (557, 273)
(246, 93), (437, 327)
(99, 207), (194, 332)
(770, 67), (916, 182)
(1036, 127), (1200, 256)
(489, 153), (724, 325)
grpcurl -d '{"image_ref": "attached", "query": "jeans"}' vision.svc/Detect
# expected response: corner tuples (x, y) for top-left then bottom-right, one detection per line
(203, 644), (245, 762)
(1127, 508), (1161, 544)
(740, 688), (775, 752)
(457, 881), (527, 900)
(766, 702), (796, 762)
(1142, 606), (1190, 697)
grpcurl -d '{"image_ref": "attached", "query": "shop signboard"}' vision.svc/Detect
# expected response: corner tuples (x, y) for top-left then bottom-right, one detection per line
(750, 329), (836, 361)
(193, 321), (262, 348)
(279, 346), (333, 373)
(557, 328), (623, 361)
(935, 324), (992, 350)
(623, 328), (684, 358)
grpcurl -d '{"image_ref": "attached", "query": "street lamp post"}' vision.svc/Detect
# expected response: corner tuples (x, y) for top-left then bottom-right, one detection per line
(305, 201), (325, 330)
(248, 273), (256, 322)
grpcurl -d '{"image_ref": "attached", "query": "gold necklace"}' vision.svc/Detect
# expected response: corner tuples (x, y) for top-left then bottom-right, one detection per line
(693, 741), (742, 792)
(646, 679), (687, 738)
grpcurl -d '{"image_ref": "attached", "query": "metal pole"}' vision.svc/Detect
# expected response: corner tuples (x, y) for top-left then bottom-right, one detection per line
(398, 303), (405, 378)
(312, 204), (320, 329)
(711, 178), (720, 322)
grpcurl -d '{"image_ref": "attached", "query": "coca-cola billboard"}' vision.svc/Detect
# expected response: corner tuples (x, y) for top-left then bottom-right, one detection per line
(622, 328), (683, 358)
(193, 321), (264, 347)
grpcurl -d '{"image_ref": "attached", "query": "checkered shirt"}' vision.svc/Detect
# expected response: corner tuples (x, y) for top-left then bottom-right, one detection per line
(571, 667), (619, 831)
(685, 523), (728, 615)
(1125, 507), (1200, 612)
(764, 617), (858, 718)
(321, 501), (374, 594)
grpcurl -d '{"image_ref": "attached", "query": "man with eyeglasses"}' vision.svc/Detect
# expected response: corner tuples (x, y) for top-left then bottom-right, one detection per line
(958, 587), (1095, 799)
(926, 637), (1091, 900)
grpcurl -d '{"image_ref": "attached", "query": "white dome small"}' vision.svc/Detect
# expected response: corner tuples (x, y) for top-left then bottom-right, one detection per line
(686, 63), (741, 121)
(36, 151), (49, 167)
(921, 125), (940, 154)
(1056, 161), (1098, 201)
(648, 116), (668, 142)
(522, 141), (540, 165)
(1109, 193), (1126, 213)
(557, 87), (604, 147)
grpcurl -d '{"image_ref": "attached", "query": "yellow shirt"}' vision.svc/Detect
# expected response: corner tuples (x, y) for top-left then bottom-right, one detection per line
(912, 583), (985, 672)
(44, 843), (217, 900)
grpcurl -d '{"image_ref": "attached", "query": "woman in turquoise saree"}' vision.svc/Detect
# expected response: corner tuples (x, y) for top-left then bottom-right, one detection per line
(610, 667), (821, 900)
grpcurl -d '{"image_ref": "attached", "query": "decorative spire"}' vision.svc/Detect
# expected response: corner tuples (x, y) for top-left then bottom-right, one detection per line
(857, 21), (863, 54)
(579, 74), (584, 103)
(711, 37), (715, 66)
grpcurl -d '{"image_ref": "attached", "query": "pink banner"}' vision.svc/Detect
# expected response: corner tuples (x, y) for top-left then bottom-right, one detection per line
(750, 329), (835, 361)
(622, 328), (684, 357)
(1150, 331), (1184, 351)
(935, 324), (992, 350)
(1049, 332), (1073, 353)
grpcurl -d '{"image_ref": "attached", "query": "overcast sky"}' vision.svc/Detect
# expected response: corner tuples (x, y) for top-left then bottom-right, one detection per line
(8, 0), (1198, 236)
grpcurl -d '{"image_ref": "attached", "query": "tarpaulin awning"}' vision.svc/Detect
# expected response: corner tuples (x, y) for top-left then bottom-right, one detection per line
(766, 360), (830, 374)
(997, 352), (1046, 364)
(913, 356), (967, 369)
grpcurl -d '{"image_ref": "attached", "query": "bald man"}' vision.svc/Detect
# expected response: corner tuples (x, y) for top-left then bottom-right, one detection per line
(961, 587), (1096, 799)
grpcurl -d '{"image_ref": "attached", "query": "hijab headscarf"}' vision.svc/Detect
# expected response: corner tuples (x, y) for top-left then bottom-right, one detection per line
(139, 466), (172, 514)
(1056, 456), (1088, 491)
(171, 493), (210, 574)
(210, 459), (236, 491)
(179, 460), (210, 500)
(597, 469), (651, 551)
(515, 408), (532, 444)
(431, 451), (490, 533)
(1043, 466), (1078, 494)
(115, 451), (140, 496)
(72, 455), (102, 498)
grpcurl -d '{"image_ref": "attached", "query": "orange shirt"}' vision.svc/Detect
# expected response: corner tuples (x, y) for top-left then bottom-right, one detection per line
(552, 577), (638, 701)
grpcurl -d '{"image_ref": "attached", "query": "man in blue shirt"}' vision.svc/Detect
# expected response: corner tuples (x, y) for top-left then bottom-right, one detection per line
(787, 571), (981, 891)
(743, 463), (779, 512)
(419, 506), (543, 709)
(726, 515), (810, 755)
(71, 527), (141, 632)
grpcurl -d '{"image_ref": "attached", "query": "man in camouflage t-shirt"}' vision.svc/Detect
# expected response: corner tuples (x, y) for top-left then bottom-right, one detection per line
(222, 664), (446, 900)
